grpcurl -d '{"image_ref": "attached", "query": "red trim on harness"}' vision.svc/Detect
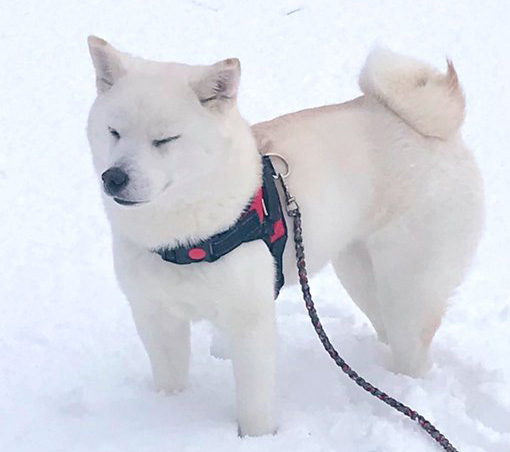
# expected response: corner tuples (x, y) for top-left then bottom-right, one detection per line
(271, 219), (285, 243)
(249, 187), (265, 222)
(188, 248), (206, 260)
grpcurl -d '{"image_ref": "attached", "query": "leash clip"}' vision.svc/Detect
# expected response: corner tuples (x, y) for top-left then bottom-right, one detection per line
(266, 153), (299, 217)
(278, 174), (299, 217)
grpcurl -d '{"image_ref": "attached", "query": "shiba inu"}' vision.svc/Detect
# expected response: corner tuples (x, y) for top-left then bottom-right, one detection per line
(87, 36), (483, 436)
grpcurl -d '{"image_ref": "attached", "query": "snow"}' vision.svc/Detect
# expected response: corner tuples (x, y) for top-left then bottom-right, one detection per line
(1, 1), (509, 451)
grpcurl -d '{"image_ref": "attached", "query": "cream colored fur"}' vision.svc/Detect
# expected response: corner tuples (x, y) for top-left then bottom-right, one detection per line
(87, 37), (484, 437)
(359, 48), (465, 138)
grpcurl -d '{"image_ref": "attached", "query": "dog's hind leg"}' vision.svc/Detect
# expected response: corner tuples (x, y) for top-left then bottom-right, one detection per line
(367, 209), (480, 377)
(332, 241), (388, 343)
(130, 299), (191, 393)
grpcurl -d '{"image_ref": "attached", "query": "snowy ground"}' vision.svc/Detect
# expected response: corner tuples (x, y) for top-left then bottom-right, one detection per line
(1, 1), (509, 451)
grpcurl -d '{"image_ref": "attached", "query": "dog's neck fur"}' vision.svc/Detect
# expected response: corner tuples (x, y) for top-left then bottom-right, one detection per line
(106, 114), (262, 251)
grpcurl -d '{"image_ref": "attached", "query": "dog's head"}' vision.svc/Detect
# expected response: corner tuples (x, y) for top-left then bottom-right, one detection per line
(87, 36), (246, 209)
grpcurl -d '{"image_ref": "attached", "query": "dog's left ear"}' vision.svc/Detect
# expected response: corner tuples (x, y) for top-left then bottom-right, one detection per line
(191, 58), (241, 110)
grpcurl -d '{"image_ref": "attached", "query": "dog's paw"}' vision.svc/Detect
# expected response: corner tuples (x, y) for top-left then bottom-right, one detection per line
(389, 356), (431, 378)
(156, 385), (187, 395)
(238, 424), (278, 438)
(237, 415), (278, 437)
(153, 376), (188, 394)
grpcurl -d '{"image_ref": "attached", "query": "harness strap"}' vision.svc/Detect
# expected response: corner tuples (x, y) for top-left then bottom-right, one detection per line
(154, 156), (288, 297)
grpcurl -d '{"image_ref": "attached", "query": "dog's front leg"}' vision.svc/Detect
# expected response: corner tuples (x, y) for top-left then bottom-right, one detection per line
(129, 299), (191, 393)
(227, 302), (278, 437)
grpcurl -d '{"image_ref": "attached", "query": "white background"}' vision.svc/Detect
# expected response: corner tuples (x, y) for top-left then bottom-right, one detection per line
(1, 1), (509, 451)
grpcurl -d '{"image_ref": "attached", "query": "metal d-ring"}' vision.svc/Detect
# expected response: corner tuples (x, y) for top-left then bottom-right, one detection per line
(265, 153), (290, 179)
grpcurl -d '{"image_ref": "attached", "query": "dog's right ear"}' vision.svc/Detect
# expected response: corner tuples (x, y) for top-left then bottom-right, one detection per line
(87, 36), (126, 94)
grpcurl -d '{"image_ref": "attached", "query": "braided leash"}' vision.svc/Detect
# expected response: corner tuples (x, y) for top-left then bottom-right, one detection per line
(277, 173), (458, 452)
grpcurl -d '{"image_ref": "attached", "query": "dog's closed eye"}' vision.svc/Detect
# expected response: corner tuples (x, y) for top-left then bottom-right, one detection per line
(153, 135), (181, 148)
(108, 127), (121, 139)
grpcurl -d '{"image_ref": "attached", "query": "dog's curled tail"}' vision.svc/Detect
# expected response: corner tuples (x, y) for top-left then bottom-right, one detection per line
(359, 48), (465, 139)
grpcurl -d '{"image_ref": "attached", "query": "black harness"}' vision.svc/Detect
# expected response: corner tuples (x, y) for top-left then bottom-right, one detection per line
(153, 156), (288, 298)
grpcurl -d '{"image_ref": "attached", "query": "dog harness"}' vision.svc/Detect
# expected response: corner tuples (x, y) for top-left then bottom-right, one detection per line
(153, 156), (288, 298)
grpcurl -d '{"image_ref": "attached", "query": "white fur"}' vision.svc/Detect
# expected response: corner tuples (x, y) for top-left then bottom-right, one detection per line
(359, 48), (465, 139)
(87, 37), (484, 437)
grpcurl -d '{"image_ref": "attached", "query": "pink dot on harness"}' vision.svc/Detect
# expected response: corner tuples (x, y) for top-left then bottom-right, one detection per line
(188, 248), (206, 260)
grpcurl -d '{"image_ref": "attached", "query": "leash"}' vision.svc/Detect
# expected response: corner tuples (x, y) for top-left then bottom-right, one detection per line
(271, 155), (458, 452)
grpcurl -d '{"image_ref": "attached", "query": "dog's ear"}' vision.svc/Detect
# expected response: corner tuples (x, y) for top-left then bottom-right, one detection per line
(88, 36), (126, 94)
(191, 58), (241, 110)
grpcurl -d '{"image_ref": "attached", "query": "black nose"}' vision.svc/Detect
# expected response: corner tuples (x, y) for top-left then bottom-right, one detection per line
(102, 167), (129, 196)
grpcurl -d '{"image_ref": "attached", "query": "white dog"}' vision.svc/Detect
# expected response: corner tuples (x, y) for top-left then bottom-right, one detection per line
(87, 36), (483, 436)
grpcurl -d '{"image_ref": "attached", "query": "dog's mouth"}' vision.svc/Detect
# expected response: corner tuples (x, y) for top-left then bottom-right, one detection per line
(111, 182), (172, 207)
(113, 197), (149, 206)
